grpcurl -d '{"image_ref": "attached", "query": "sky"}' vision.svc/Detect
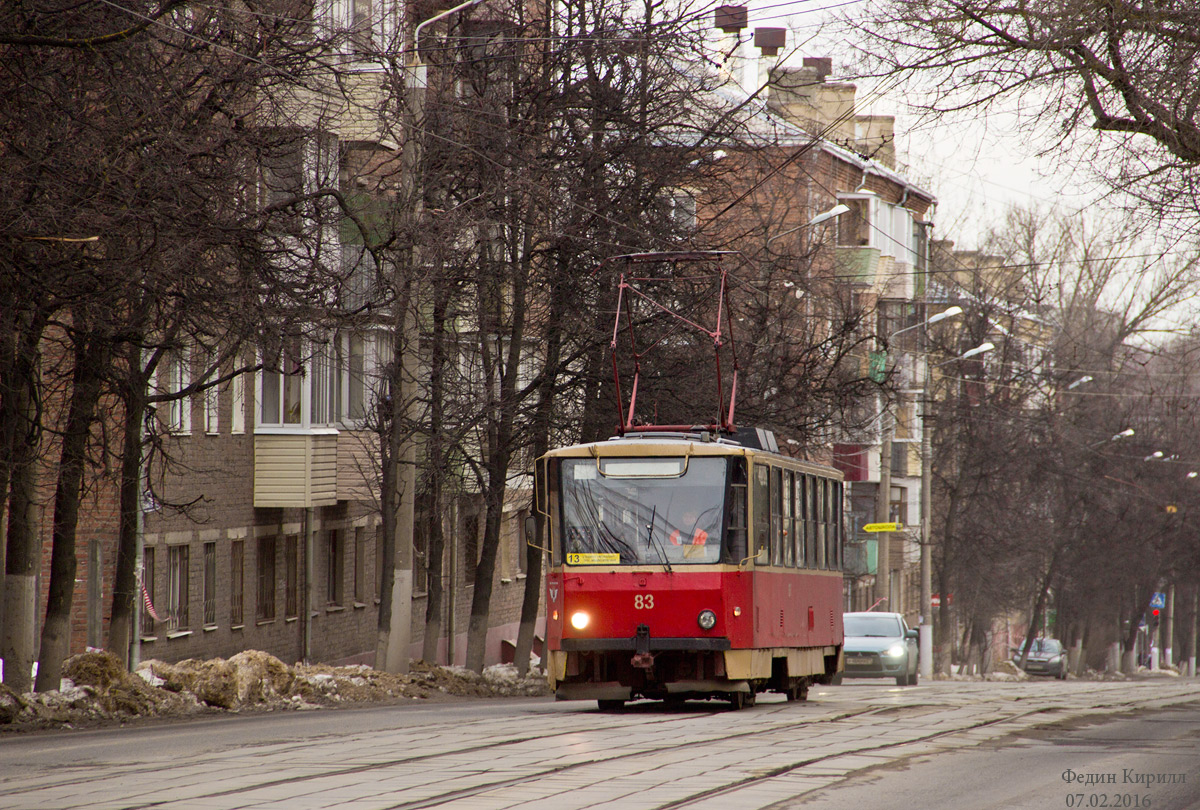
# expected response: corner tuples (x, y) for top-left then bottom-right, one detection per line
(729, 0), (1096, 250)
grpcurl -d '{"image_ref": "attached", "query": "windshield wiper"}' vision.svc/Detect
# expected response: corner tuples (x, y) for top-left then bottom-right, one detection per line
(646, 505), (672, 573)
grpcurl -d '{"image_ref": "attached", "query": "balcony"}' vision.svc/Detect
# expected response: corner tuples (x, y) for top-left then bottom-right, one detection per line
(253, 431), (339, 508)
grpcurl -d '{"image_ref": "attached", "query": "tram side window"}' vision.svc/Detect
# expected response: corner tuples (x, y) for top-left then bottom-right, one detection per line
(806, 475), (818, 568)
(547, 459), (561, 566)
(796, 472), (806, 566)
(770, 467), (784, 567)
(782, 470), (795, 567)
(816, 478), (827, 569)
(725, 458), (748, 563)
(832, 481), (844, 569)
(753, 464), (769, 563)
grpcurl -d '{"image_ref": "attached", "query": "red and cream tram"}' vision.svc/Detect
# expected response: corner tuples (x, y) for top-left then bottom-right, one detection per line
(531, 427), (845, 709)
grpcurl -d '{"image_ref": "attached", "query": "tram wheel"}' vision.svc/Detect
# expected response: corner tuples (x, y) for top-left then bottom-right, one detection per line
(597, 699), (625, 711)
(785, 680), (808, 702)
(727, 690), (756, 710)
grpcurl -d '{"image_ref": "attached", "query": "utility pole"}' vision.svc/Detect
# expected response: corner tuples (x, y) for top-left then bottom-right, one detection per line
(874, 421), (893, 609)
(919, 368), (933, 679)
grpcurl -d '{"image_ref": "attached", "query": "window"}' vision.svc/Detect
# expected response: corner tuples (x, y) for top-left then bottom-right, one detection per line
(463, 512), (480, 567)
(793, 474), (806, 567)
(167, 544), (190, 632)
(310, 340), (337, 425)
(260, 337), (304, 426)
(351, 0), (373, 54)
(837, 197), (870, 247)
(769, 467), (783, 567)
(815, 479), (827, 569)
(257, 536), (277, 622)
(664, 190), (696, 230)
(782, 470), (794, 568)
(752, 464), (769, 563)
(285, 535), (299, 618)
(354, 526), (367, 603)
(346, 333), (368, 421)
(515, 511), (528, 577)
(832, 482), (844, 569)
(204, 382), (219, 434)
(326, 529), (344, 606)
(891, 441), (909, 477)
(160, 352), (191, 434)
(801, 475), (815, 567)
(724, 459), (748, 563)
(142, 548), (157, 634)
(231, 369), (246, 434)
(262, 136), (304, 209)
(203, 541), (217, 627)
(231, 539), (245, 626)
(260, 335), (351, 429)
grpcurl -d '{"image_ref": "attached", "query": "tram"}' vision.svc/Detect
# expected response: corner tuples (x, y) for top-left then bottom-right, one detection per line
(529, 252), (845, 709)
(531, 429), (845, 708)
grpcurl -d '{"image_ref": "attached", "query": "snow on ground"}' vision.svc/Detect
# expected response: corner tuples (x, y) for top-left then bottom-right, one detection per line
(0, 650), (549, 732)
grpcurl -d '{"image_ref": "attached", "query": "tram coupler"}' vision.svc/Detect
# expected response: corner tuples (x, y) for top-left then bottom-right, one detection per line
(632, 624), (654, 669)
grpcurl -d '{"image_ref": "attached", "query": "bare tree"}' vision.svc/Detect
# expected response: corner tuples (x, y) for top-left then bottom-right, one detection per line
(1, 0), (358, 687)
(845, 0), (1200, 230)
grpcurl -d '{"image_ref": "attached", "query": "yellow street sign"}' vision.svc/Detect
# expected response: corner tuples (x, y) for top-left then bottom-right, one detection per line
(863, 522), (902, 533)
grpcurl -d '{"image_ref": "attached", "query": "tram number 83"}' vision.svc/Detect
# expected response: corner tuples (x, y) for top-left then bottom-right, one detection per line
(634, 594), (655, 609)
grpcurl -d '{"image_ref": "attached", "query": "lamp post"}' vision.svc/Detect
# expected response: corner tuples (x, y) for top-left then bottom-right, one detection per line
(767, 203), (851, 244)
(873, 306), (963, 613)
(919, 337), (992, 678)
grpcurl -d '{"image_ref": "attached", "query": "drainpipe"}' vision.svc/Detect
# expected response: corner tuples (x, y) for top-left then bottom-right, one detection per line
(304, 507), (314, 663)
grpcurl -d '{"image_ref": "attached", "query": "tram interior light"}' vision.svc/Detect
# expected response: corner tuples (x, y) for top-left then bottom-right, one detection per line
(570, 611), (590, 630)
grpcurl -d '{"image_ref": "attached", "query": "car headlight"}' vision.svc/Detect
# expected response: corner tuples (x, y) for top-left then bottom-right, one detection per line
(886, 643), (906, 658)
(697, 609), (717, 630)
(570, 611), (590, 630)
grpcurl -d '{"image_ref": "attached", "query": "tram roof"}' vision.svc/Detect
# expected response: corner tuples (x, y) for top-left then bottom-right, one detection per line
(542, 431), (842, 479)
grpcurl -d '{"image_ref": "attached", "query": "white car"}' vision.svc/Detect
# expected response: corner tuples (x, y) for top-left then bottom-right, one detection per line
(836, 611), (919, 686)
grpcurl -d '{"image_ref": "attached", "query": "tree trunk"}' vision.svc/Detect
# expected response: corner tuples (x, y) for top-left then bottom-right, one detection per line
(1, 311), (48, 694)
(107, 343), (150, 667)
(36, 332), (107, 692)
(421, 291), (449, 664)
(514, 258), (567, 677)
(464, 241), (527, 673)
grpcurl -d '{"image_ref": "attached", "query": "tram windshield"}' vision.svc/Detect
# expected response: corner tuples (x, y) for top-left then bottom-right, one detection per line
(560, 457), (726, 565)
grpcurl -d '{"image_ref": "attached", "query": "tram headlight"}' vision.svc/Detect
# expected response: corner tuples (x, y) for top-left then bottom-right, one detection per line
(697, 609), (718, 630)
(570, 611), (590, 630)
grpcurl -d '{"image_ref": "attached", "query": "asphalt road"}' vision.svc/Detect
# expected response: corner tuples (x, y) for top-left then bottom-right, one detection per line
(1, 677), (1197, 810)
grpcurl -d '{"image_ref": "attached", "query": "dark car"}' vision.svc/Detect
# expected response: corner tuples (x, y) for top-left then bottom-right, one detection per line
(836, 611), (919, 686)
(1014, 638), (1067, 679)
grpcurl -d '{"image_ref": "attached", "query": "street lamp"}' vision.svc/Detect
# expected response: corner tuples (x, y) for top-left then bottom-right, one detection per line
(873, 306), (963, 619)
(767, 203), (850, 243)
(920, 337), (994, 679)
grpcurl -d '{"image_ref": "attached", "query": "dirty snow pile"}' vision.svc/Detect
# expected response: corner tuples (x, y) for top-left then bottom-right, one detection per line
(0, 650), (548, 731)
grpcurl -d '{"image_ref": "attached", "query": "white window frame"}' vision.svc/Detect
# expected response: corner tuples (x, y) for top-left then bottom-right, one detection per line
(257, 335), (339, 433)
(159, 350), (192, 435)
(337, 330), (379, 429)
(231, 368), (246, 435)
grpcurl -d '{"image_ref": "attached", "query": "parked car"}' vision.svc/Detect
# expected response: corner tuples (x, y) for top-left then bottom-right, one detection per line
(1013, 638), (1067, 679)
(836, 611), (919, 686)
